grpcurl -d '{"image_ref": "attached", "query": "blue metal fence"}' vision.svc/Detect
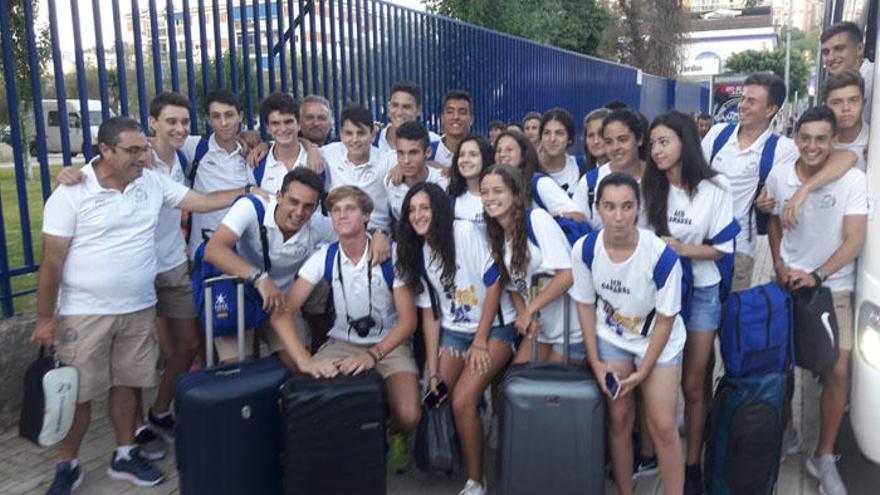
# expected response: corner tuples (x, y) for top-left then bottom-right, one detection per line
(0, 0), (707, 317)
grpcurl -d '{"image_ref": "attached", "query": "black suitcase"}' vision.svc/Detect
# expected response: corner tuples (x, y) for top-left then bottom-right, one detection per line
(496, 282), (605, 495)
(281, 370), (387, 495)
(175, 275), (287, 495)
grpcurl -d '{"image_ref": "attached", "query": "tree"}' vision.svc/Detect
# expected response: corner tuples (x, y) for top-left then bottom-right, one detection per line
(599, 0), (686, 78)
(424, 0), (610, 57)
(724, 49), (809, 100)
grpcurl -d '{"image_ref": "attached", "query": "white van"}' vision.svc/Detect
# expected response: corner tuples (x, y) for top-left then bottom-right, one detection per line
(26, 99), (115, 156)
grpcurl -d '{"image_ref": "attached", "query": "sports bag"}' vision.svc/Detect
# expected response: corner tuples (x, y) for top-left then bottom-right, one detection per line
(720, 282), (793, 376)
(791, 286), (840, 376)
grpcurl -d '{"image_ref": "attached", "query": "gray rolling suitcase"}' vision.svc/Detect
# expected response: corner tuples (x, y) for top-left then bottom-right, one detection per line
(496, 277), (605, 495)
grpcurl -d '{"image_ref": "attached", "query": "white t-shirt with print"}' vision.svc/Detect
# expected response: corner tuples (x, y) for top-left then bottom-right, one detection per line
(569, 228), (686, 362)
(385, 167), (449, 222)
(43, 165), (190, 315)
(835, 123), (869, 172)
(298, 239), (404, 345)
(257, 142), (308, 194)
(433, 137), (454, 167)
(320, 142), (395, 232)
(546, 155), (581, 196)
(505, 208), (582, 345)
(765, 161), (868, 292)
(152, 150), (189, 273)
(701, 123), (799, 257)
(663, 176), (735, 288)
(532, 174), (579, 215)
(220, 195), (336, 292)
(452, 191), (486, 233)
(417, 221), (517, 333)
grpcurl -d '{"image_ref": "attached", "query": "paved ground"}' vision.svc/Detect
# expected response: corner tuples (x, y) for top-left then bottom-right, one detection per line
(1, 238), (877, 494)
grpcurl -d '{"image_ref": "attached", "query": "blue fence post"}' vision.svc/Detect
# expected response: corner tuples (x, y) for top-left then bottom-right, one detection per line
(288, 0), (299, 99)
(47, 0), (72, 163)
(299, 0), (310, 96)
(266, 0), (276, 94)
(227, 0), (239, 95)
(320, 0), (330, 102)
(309, 0), (319, 97)
(70, 0), (94, 161)
(240, 0), (254, 128)
(92, 0), (111, 121)
(132, 0), (150, 129)
(23, 0), (51, 200)
(277, 0), (288, 93)
(182, 0), (199, 133)
(252, 0), (265, 106)
(149, 0), (164, 93)
(198, 0), (210, 97)
(329, 0), (339, 107)
(167, 0), (180, 92)
(212, 0), (224, 89)
(112, 1), (130, 117)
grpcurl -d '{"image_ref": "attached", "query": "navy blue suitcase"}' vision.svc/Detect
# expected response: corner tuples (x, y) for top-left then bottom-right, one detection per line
(281, 370), (387, 495)
(175, 275), (287, 495)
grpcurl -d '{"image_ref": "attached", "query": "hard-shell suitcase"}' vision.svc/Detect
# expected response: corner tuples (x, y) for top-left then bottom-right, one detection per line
(175, 275), (287, 495)
(281, 370), (387, 495)
(496, 276), (605, 495)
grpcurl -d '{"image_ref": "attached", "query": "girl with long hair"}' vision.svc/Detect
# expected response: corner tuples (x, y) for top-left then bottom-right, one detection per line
(448, 134), (495, 229)
(642, 111), (736, 494)
(396, 182), (517, 495)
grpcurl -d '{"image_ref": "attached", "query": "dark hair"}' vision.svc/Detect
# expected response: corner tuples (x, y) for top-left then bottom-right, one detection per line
(642, 111), (719, 236)
(150, 91), (190, 118)
(696, 112), (712, 121)
(281, 167), (325, 198)
(540, 107), (576, 146)
(744, 72), (786, 111)
(493, 130), (540, 204)
(340, 103), (373, 130)
(821, 21), (863, 44)
(390, 80), (423, 106)
(481, 164), (529, 284)
(204, 89), (241, 114)
(603, 109), (648, 160)
(488, 120), (506, 131)
(583, 108), (611, 168)
(448, 134), (495, 197)
(396, 120), (429, 150)
(596, 172), (641, 208)
(795, 105), (838, 135)
(604, 100), (627, 110)
(97, 116), (142, 150)
(395, 182), (456, 296)
(443, 90), (472, 114)
(822, 69), (865, 99)
(522, 111), (542, 124)
(259, 92), (299, 127)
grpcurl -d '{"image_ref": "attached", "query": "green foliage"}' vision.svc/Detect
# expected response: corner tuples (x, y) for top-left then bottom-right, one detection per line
(424, 0), (610, 56)
(724, 49), (809, 99)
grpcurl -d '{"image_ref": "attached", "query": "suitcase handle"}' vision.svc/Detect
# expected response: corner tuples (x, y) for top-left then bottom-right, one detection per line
(529, 273), (572, 364)
(204, 275), (248, 367)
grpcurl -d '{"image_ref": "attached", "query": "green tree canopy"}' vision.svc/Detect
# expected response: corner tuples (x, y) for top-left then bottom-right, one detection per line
(424, 0), (610, 56)
(724, 49), (809, 100)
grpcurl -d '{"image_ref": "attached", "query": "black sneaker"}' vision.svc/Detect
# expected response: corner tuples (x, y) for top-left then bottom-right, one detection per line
(134, 427), (166, 461)
(147, 409), (175, 443)
(632, 454), (658, 479)
(46, 461), (82, 495)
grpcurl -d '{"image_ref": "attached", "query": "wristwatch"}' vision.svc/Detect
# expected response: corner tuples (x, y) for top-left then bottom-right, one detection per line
(246, 268), (263, 284)
(244, 183), (254, 194)
(813, 267), (828, 283)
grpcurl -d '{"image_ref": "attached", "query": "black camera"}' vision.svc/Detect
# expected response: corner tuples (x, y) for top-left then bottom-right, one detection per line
(347, 314), (376, 338)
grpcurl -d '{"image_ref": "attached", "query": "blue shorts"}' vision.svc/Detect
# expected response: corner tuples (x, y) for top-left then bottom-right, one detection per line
(439, 325), (517, 355)
(597, 338), (682, 367)
(686, 283), (722, 332)
(552, 341), (586, 361)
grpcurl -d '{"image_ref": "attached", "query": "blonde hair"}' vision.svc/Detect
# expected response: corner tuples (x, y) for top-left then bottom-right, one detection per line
(325, 185), (374, 216)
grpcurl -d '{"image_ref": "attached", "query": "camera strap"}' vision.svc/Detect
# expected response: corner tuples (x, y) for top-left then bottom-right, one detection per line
(336, 240), (373, 335)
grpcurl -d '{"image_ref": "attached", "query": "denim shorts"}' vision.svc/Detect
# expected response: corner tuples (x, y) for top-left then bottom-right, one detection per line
(439, 325), (517, 356)
(596, 338), (682, 367)
(686, 283), (722, 332)
(552, 341), (586, 361)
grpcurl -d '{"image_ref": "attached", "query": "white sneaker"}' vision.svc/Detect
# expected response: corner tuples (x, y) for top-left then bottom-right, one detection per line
(458, 479), (486, 495)
(805, 454), (847, 495)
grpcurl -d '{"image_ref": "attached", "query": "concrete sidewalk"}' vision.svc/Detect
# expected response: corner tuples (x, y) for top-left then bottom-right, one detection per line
(0, 238), (825, 494)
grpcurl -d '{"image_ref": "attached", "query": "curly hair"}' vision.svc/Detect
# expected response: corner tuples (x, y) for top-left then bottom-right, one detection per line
(493, 131), (540, 205)
(481, 164), (530, 285)
(448, 134), (495, 197)
(395, 182), (456, 295)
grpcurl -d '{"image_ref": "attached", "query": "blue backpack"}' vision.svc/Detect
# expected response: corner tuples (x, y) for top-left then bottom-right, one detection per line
(719, 281), (793, 377)
(580, 229), (680, 336)
(710, 123), (778, 239)
(704, 372), (786, 495)
(322, 242), (395, 290)
(527, 180), (592, 246)
(191, 194), (271, 337)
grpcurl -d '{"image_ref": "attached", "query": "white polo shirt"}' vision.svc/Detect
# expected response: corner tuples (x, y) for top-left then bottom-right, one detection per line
(701, 123), (799, 257)
(385, 167), (449, 221)
(298, 240), (404, 345)
(181, 135), (255, 256)
(570, 228), (686, 362)
(532, 174), (580, 216)
(416, 221), (516, 333)
(152, 150), (189, 273)
(258, 142), (308, 194)
(571, 163), (649, 229)
(507, 209), (582, 345)
(433, 137), (454, 167)
(376, 126), (442, 158)
(835, 123), (869, 172)
(765, 161), (868, 292)
(546, 155), (581, 196)
(43, 164), (190, 315)
(320, 142), (395, 232)
(220, 195), (335, 292)
(452, 191), (486, 232)
(664, 176), (735, 287)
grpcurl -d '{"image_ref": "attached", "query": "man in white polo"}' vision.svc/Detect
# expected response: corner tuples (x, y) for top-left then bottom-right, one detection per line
(767, 106), (867, 495)
(205, 167), (335, 363)
(384, 121), (448, 223)
(34, 117), (252, 493)
(375, 80), (441, 158)
(255, 93), (309, 194)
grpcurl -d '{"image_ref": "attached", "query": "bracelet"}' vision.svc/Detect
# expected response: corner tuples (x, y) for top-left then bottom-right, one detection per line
(366, 348), (380, 364)
(471, 344), (488, 352)
(244, 183), (253, 194)
(810, 271), (823, 287)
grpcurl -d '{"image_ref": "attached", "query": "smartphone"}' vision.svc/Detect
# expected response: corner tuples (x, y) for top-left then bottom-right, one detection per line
(605, 372), (620, 400)
(422, 380), (449, 408)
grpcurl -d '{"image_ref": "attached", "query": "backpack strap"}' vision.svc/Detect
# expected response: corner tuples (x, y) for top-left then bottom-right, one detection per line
(380, 257), (395, 290)
(421, 250), (442, 321)
(482, 264), (506, 326)
(175, 150), (188, 174)
(710, 123), (736, 163)
(427, 140), (440, 160)
(237, 194), (272, 271)
(448, 194), (457, 211)
(653, 245), (679, 291)
(253, 155), (268, 187)
(707, 218), (741, 246)
(323, 242), (340, 283)
(759, 134), (779, 183)
(525, 208), (540, 248)
(586, 168), (600, 213)
(530, 173), (547, 210)
(580, 229), (601, 270)
(186, 138), (210, 186)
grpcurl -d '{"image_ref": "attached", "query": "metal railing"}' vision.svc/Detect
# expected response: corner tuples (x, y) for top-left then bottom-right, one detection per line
(0, 0), (707, 317)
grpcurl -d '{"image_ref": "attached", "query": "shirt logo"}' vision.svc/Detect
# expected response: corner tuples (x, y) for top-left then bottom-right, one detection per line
(669, 210), (692, 226)
(600, 279), (631, 295)
(133, 188), (147, 203)
(819, 194), (837, 209)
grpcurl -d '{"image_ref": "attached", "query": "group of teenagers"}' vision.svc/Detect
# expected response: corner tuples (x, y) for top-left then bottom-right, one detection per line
(34, 20), (872, 495)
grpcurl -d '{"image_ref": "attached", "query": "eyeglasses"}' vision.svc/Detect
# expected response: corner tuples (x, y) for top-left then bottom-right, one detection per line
(113, 144), (151, 156)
